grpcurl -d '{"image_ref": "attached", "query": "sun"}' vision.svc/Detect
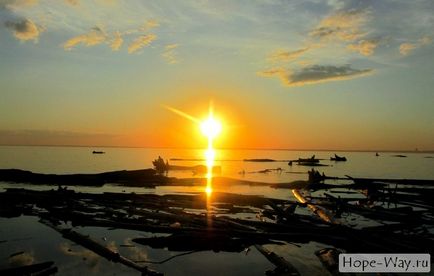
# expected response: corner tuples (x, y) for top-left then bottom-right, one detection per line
(200, 116), (222, 139)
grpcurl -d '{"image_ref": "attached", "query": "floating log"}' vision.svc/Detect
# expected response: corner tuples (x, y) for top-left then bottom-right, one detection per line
(254, 245), (300, 276)
(244, 158), (276, 162)
(41, 220), (162, 276)
(292, 189), (338, 224)
(0, 168), (168, 187)
(133, 233), (279, 252)
(345, 175), (434, 186)
(9, 251), (25, 258)
(297, 162), (328, 167)
(0, 261), (56, 276)
(271, 181), (310, 189)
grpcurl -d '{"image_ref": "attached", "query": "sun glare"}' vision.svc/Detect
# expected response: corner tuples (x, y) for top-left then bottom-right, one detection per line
(200, 117), (222, 139)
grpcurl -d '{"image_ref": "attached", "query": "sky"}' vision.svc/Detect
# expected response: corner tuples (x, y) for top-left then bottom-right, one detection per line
(0, 0), (433, 151)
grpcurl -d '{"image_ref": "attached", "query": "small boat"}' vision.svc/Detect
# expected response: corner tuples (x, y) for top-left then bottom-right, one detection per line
(92, 151), (105, 154)
(297, 155), (319, 163)
(330, 154), (347, 161)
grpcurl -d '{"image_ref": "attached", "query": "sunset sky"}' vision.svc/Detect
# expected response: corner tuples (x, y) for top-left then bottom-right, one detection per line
(1, 0), (433, 151)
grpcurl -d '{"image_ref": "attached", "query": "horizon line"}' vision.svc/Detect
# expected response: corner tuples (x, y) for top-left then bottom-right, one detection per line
(0, 143), (433, 154)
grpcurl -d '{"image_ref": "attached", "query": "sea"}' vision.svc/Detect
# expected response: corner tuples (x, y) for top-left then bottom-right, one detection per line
(0, 146), (433, 275)
(1, 145), (433, 183)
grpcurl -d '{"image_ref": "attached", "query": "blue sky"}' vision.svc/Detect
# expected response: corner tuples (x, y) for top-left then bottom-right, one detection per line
(0, 0), (433, 150)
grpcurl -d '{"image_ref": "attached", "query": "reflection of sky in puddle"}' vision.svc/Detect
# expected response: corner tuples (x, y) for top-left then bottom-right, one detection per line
(0, 216), (330, 275)
(0, 216), (132, 275)
(0, 183), (295, 201)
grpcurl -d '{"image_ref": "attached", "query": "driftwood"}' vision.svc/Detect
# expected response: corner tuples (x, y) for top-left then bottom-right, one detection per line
(0, 169), (167, 186)
(1, 173), (434, 275)
(133, 233), (281, 252)
(2, 188), (432, 254)
(0, 261), (57, 276)
(244, 158), (277, 162)
(292, 189), (338, 224)
(345, 175), (434, 186)
(41, 220), (162, 276)
(254, 245), (300, 276)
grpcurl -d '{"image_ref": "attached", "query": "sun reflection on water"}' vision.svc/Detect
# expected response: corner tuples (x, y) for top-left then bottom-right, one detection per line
(164, 102), (221, 209)
(205, 148), (215, 197)
(201, 105), (221, 198)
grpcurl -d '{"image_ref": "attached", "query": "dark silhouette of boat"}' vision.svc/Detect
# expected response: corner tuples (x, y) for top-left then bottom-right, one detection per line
(92, 151), (105, 154)
(287, 155), (326, 166)
(297, 155), (319, 163)
(330, 154), (347, 161)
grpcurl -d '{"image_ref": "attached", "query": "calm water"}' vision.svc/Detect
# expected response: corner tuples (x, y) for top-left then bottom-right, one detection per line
(1, 145), (433, 199)
(0, 146), (433, 183)
(1, 146), (433, 275)
(0, 146), (434, 182)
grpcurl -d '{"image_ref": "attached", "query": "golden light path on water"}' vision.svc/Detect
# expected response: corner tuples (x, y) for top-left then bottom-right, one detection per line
(164, 103), (222, 197)
(201, 109), (222, 196)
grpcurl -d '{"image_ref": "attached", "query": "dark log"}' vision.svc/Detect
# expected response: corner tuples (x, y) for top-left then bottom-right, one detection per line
(0, 261), (55, 276)
(133, 233), (280, 252)
(41, 220), (162, 276)
(254, 245), (300, 276)
(0, 168), (167, 187)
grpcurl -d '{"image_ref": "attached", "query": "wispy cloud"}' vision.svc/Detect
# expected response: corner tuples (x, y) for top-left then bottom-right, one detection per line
(64, 0), (79, 6)
(110, 31), (123, 51)
(268, 47), (310, 63)
(399, 43), (417, 56)
(259, 65), (372, 87)
(141, 19), (159, 31)
(161, 43), (179, 64)
(310, 9), (369, 42)
(127, 33), (156, 54)
(63, 26), (106, 50)
(347, 39), (380, 56)
(61, 19), (159, 53)
(419, 36), (432, 46)
(399, 36), (432, 56)
(5, 18), (41, 42)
